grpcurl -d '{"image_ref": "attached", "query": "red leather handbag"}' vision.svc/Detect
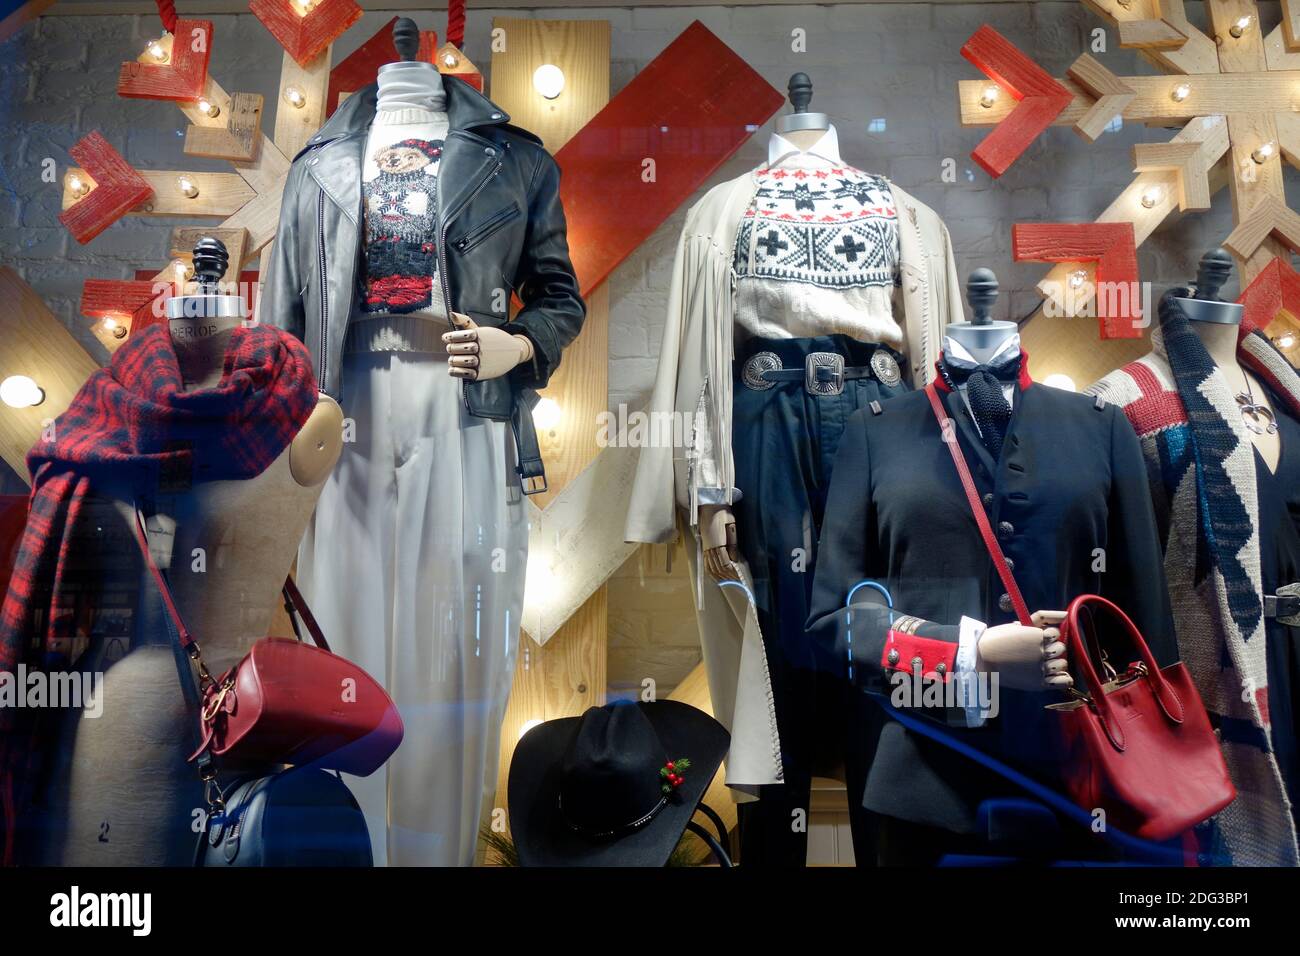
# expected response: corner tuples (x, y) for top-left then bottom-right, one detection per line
(133, 510), (403, 778)
(924, 383), (1235, 842)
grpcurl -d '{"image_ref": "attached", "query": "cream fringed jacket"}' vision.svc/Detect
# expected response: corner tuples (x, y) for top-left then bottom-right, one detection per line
(624, 170), (964, 792)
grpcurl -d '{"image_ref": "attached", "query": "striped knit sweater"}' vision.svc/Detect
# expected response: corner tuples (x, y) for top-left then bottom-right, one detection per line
(1088, 290), (1300, 866)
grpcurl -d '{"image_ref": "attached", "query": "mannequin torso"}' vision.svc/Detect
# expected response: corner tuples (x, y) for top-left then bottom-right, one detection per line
(34, 314), (342, 866)
(1191, 317), (1281, 472)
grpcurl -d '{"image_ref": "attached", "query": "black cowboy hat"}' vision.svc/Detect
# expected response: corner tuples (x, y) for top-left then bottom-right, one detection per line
(508, 700), (729, 867)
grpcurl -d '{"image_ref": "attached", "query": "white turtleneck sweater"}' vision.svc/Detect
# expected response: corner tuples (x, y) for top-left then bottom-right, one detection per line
(344, 64), (453, 354)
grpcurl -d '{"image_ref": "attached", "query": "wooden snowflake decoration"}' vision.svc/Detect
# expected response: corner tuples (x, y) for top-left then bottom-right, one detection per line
(957, 0), (1300, 341)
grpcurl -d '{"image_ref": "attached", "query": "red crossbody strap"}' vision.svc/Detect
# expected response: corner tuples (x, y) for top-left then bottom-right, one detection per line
(282, 575), (330, 652)
(923, 382), (1033, 626)
(132, 507), (198, 650)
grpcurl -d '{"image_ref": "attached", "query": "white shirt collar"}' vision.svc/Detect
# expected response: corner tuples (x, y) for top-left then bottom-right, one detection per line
(767, 124), (843, 167)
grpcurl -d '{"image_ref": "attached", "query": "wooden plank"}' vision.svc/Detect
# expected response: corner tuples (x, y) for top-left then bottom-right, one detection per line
(1036, 115), (1231, 318)
(1286, 0), (1300, 51)
(1132, 140), (1211, 210)
(1014, 222), (1141, 338)
(961, 71), (1300, 127)
(274, 47), (331, 161)
(549, 19), (785, 293)
(249, 0), (361, 68)
(1227, 112), (1288, 284)
(1224, 195), (1300, 262)
(1208, 0), (1266, 74)
(960, 25), (1073, 177)
(112, 170), (256, 217)
(0, 269), (100, 482)
(489, 18), (612, 857)
(1082, 0), (1220, 74)
(117, 19), (212, 102)
(57, 131), (153, 244)
(490, 17), (609, 153)
(1067, 53), (1134, 143)
(183, 92), (263, 162)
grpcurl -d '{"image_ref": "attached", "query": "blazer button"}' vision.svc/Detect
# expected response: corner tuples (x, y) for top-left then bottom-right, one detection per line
(887, 649), (900, 665)
(999, 593), (1014, 613)
(981, 493), (994, 508)
(997, 521), (1014, 539)
(1004, 557), (1015, 571)
(934, 662), (947, 675)
(910, 656), (923, 669)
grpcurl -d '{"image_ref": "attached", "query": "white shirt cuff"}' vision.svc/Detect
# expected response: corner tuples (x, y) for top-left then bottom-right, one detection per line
(955, 615), (988, 728)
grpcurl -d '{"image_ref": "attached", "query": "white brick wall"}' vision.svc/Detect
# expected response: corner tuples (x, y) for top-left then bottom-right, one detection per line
(0, 2), (1253, 683)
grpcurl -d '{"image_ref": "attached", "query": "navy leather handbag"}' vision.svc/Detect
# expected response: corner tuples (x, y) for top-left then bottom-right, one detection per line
(195, 766), (372, 867)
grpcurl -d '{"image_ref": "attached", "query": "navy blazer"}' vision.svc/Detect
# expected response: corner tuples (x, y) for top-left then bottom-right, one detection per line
(806, 381), (1176, 836)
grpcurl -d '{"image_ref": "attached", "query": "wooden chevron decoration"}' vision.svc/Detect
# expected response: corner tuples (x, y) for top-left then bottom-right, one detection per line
(117, 20), (213, 102)
(250, 0), (362, 69)
(57, 131), (153, 244)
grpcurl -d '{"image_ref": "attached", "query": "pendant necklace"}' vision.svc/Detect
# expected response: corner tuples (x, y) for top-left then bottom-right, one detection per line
(1236, 374), (1279, 436)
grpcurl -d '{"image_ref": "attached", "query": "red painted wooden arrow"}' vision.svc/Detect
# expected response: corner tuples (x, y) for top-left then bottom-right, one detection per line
(961, 25), (1072, 178)
(1237, 255), (1300, 337)
(117, 19), (213, 102)
(1012, 222), (1141, 338)
(251, 0), (362, 69)
(554, 20), (784, 295)
(81, 278), (170, 333)
(58, 132), (154, 245)
(326, 16), (437, 118)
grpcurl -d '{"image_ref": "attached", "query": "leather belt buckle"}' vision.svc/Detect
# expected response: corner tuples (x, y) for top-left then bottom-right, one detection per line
(1266, 583), (1300, 627)
(521, 474), (549, 496)
(805, 352), (845, 396)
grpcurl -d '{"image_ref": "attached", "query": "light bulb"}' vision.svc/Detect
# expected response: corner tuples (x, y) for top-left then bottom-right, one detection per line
(283, 86), (306, 109)
(1069, 269), (1089, 289)
(1276, 331), (1297, 350)
(1171, 83), (1191, 103)
(146, 38), (168, 63)
(532, 397), (562, 430)
(1043, 374), (1077, 392)
(1141, 186), (1164, 208)
(176, 175), (199, 198)
(532, 64), (565, 100)
(443, 53), (459, 69)
(1252, 141), (1276, 164)
(518, 719), (543, 741)
(102, 317), (128, 339)
(66, 172), (90, 197)
(980, 85), (1000, 109)
(1230, 15), (1252, 38)
(0, 375), (45, 409)
(197, 98), (220, 118)
(293, 0), (315, 15)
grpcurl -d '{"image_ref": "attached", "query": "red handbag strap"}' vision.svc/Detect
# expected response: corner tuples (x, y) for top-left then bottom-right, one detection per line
(923, 382), (1033, 626)
(282, 575), (329, 652)
(132, 507), (327, 653)
(132, 507), (198, 651)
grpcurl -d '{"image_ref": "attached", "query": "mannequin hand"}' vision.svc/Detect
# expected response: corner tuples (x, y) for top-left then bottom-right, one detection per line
(700, 505), (739, 582)
(975, 610), (1070, 692)
(442, 313), (533, 381)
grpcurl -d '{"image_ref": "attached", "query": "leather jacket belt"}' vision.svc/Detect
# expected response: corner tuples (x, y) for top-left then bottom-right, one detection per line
(1265, 583), (1300, 626)
(510, 392), (547, 495)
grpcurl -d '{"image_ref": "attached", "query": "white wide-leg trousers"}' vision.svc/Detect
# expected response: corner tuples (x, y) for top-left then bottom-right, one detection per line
(298, 350), (527, 866)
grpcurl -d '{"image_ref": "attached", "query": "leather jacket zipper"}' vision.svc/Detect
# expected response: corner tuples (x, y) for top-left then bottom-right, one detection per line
(437, 157), (503, 410)
(316, 188), (329, 386)
(454, 203), (520, 254)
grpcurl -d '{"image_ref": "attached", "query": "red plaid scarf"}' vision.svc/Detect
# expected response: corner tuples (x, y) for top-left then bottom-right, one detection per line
(0, 323), (316, 862)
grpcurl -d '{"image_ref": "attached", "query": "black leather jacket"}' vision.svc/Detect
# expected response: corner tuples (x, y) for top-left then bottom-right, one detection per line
(260, 78), (586, 489)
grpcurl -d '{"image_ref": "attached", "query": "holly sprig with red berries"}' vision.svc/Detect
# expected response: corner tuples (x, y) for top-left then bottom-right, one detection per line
(660, 758), (692, 795)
